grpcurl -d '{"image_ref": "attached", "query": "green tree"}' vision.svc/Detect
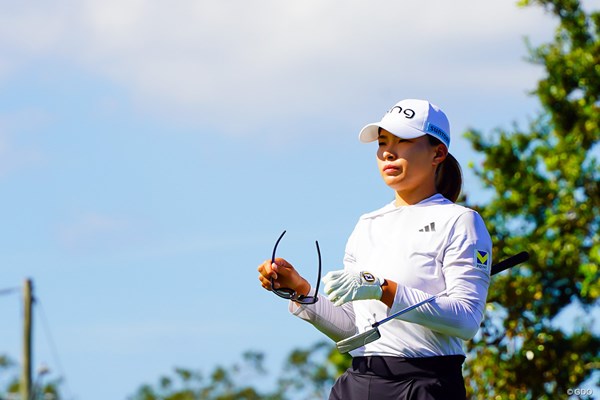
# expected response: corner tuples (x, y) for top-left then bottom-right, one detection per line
(128, 345), (351, 400)
(0, 354), (63, 400)
(128, 351), (279, 400)
(463, 0), (599, 398)
(276, 341), (351, 399)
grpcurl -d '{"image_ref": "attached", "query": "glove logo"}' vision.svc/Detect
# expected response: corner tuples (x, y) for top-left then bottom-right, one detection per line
(361, 271), (376, 283)
(475, 249), (490, 270)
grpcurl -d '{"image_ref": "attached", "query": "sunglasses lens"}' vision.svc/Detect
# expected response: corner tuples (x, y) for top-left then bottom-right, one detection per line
(271, 278), (296, 299)
(274, 289), (295, 299)
(295, 296), (319, 305)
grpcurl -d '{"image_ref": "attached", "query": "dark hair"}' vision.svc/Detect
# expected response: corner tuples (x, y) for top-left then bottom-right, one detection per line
(427, 135), (462, 203)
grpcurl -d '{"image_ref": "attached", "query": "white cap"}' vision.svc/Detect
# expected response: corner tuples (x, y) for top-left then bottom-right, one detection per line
(358, 99), (451, 149)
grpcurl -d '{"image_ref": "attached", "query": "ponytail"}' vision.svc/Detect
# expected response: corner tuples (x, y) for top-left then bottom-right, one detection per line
(427, 136), (462, 203)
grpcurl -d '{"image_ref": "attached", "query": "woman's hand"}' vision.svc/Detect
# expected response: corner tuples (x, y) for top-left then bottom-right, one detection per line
(322, 270), (383, 306)
(257, 257), (311, 297)
(322, 270), (398, 307)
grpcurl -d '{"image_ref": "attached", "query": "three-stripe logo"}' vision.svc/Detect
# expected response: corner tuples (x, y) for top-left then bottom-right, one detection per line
(419, 222), (436, 232)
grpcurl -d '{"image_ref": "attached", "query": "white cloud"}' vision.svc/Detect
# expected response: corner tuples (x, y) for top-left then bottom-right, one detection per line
(2, 0), (597, 136)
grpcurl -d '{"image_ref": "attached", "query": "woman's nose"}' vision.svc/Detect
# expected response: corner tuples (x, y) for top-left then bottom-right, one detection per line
(383, 150), (396, 161)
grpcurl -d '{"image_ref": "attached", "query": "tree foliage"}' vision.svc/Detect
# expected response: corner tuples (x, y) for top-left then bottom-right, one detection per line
(127, 344), (351, 400)
(129, 351), (277, 400)
(0, 354), (63, 400)
(463, 0), (599, 398)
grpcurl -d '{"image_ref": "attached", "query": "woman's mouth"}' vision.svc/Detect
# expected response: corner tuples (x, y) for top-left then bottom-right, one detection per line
(383, 164), (400, 173)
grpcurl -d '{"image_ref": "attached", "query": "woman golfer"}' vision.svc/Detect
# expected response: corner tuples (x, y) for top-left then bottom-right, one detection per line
(258, 99), (492, 400)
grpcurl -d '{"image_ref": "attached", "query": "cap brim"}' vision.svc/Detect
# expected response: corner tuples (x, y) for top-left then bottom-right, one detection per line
(358, 121), (427, 143)
(358, 124), (380, 143)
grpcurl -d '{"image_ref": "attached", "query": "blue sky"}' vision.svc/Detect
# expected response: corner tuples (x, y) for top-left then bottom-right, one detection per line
(0, 1), (597, 399)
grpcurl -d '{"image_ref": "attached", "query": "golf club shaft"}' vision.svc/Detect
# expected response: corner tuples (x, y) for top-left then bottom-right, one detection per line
(490, 251), (529, 275)
(373, 251), (529, 328)
(336, 251), (530, 353)
(373, 291), (445, 327)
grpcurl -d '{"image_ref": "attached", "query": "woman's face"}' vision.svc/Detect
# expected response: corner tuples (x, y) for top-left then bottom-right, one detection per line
(376, 129), (446, 203)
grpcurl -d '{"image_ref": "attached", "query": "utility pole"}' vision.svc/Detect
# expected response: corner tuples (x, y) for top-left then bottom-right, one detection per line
(21, 279), (33, 400)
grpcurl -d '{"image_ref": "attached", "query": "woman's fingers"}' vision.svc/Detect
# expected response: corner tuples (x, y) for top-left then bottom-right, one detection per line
(322, 270), (347, 294)
(257, 260), (277, 291)
(258, 260), (277, 278)
(258, 257), (305, 293)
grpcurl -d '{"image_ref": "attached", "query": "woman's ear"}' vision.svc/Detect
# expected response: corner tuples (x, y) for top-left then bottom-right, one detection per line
(432, 144), (448, 166)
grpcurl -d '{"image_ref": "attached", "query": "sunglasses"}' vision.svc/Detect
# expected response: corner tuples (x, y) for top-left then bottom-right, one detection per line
(270, 230), (321, 304)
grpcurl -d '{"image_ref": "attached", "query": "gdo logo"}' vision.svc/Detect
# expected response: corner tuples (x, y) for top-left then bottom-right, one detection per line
(567, 388), (594, 396)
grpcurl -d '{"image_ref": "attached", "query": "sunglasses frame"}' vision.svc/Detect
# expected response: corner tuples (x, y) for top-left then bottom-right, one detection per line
(270, 230), (321, 304)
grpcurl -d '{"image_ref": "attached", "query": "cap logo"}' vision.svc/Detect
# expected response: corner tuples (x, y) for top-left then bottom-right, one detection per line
(388, 106), (415, 119)
(425, 122), (450, 146)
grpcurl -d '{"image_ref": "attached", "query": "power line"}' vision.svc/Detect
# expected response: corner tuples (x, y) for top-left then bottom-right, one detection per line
(1, 283), (75, 399)
(36, 298), (74, 400)
(0, 287), (20, 297)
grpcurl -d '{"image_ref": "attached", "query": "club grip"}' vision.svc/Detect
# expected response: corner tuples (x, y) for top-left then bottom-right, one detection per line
(490, 251), (529, 276)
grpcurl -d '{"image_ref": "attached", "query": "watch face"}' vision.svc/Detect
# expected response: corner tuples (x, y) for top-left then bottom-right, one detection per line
(361, 271), (376, 283)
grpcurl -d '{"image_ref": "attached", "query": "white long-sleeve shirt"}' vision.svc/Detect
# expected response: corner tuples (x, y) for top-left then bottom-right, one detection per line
(290, 194), (492, 357)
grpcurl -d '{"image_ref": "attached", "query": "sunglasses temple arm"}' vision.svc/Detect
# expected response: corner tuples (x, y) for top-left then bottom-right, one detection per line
(313, 241), (322, 297)
(271, 230), (287, 264)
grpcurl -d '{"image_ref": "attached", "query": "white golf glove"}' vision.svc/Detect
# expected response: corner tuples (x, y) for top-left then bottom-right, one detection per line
(322, 270), (383, 306)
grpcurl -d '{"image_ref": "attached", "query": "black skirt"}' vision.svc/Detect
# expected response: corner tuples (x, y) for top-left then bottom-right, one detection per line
(329, 355), (466, 400)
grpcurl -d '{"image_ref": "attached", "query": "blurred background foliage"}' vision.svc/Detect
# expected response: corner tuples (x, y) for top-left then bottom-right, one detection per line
(2, 0), (598, 399)
(126, 345), (350, 400)
(0, 354), (61, 400)
(463, 0), (599, 398)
